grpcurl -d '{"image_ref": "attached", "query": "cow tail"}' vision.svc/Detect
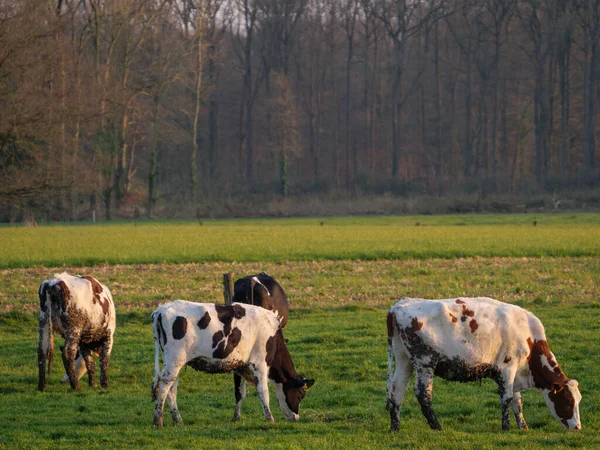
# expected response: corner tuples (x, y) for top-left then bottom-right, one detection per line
(151, 311), (160, 401)
(48, 327), (54, 374)
(37, 282), (53, 391)
(385, 311), (395, 411)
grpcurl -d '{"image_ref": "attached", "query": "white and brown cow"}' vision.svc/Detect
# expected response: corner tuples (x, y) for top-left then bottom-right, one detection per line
(386, 297), (582, 431)
(151, 300), (314, 427)
(38, 273), (116, 391)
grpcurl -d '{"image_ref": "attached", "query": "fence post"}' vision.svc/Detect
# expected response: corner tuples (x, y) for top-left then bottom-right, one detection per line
(223, 273), (234, 304)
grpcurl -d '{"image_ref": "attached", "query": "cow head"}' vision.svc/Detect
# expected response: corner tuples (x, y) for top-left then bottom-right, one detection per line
(274, 375), (315, 421)
(542, 379), (582, 430)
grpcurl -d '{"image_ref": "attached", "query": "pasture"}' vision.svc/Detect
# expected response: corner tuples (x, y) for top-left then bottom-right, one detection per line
(1, 214), (599, 449)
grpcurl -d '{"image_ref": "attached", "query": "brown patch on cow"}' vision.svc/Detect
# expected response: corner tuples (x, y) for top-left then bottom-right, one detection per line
(265, 329), (296, 384)
(527, 338), (567, 390)
(172, 316), (188, 340)
(212, 330), (224, 348)
(504, 356), (512, 364)
(549, 386), (576, 427)
(265, 333), (277, 366)
(455, 299), (465, 304)
(449, 313), (457, 324)
(411, 317), (423, 331)
(96, 296), (110, 315)
(82, 276), (103, 302)
(469, 319), (478, 333)
(81, 276), (110, 315)
(212, 327), (242, 359)
(460, 304), (475, 322)
(197, 311), (211, 330)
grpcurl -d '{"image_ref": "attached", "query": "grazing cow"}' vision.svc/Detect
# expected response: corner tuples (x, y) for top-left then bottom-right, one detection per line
(232, 272), (289, 328)
(38, 273), (116, 391)
(151, 301), (314, 427)
(386, 297), (582, 431)
(231, 272), (291, 406)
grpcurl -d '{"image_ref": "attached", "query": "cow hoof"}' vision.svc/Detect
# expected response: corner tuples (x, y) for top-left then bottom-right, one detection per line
(232, 415), (241, 422)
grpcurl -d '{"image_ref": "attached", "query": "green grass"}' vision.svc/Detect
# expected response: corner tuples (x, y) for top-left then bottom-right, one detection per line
(1, 213), (599, 448)
(0, 304), (598, 449)
(1, 213), (600, 268)
(3, 258), (600, 312)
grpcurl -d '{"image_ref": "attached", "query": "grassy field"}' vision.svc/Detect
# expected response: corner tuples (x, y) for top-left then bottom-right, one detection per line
(2, 213), (600, 268)
(1, 213), (599, 449)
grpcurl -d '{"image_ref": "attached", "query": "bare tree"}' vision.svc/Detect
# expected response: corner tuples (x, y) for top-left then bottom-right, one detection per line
(576, 0), (600, 180)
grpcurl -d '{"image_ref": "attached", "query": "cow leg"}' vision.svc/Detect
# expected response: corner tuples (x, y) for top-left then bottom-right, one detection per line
(232, 373), (247, 422)
(154, 366), (182, 427)
(253, 368), (274, 422)
(387, 346), (413, 431)
(166, 375), (183, 425)
(62, 332), (81, 390)
(61, 349), (88, 384)
(414, 366), (441, 430)
(80, 347), (96, 387)
(99, 335), (113, 389)
(497, 370), (516, 431)
(512, 391), (528, 430)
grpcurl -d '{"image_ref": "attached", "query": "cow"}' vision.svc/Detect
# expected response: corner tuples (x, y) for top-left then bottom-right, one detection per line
(231, 272), (290, 406)
(38, 272), (116, 391)
(386, 297), (582, 432)
(151, 300), (314, 427)
(232, 272), (289, 328)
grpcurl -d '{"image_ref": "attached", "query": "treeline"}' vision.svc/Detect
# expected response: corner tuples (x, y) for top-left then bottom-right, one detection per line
(1, 0), (599, 221)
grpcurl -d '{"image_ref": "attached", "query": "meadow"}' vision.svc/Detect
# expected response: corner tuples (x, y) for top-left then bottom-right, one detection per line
(1, 213), (599, 449)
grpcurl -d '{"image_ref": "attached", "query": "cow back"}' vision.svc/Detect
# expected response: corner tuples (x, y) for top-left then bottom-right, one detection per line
(391, 297), (535, 368)
(232, 273), (289, 328)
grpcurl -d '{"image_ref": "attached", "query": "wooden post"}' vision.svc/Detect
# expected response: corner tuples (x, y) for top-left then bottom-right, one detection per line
(223, 272), (234, 304)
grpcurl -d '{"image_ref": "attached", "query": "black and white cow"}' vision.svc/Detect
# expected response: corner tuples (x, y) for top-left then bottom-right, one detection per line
(38, 273), (116, 391)
(151, 301), (314, 427)
(386, 297), (582, 431)
(232, 272), (289, 328)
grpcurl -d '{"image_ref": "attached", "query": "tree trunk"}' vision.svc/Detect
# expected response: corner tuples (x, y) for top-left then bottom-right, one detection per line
(464, 44), (473, 179)
(191, 5), (205, 204)
(583, 28), (598, 178)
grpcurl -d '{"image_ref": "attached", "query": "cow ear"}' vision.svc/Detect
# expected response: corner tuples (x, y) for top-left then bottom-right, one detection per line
(303, 378), (315, 390)
(551, 383), (564, 395)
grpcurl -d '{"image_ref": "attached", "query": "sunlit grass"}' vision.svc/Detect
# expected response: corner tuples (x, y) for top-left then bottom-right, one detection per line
(1, 213), (599, 448)
(0, 304), (598, 449)
(1, 213), (600, 268)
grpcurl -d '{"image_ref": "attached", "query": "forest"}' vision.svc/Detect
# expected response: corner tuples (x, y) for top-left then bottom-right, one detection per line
(1, 0), (599, 221)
